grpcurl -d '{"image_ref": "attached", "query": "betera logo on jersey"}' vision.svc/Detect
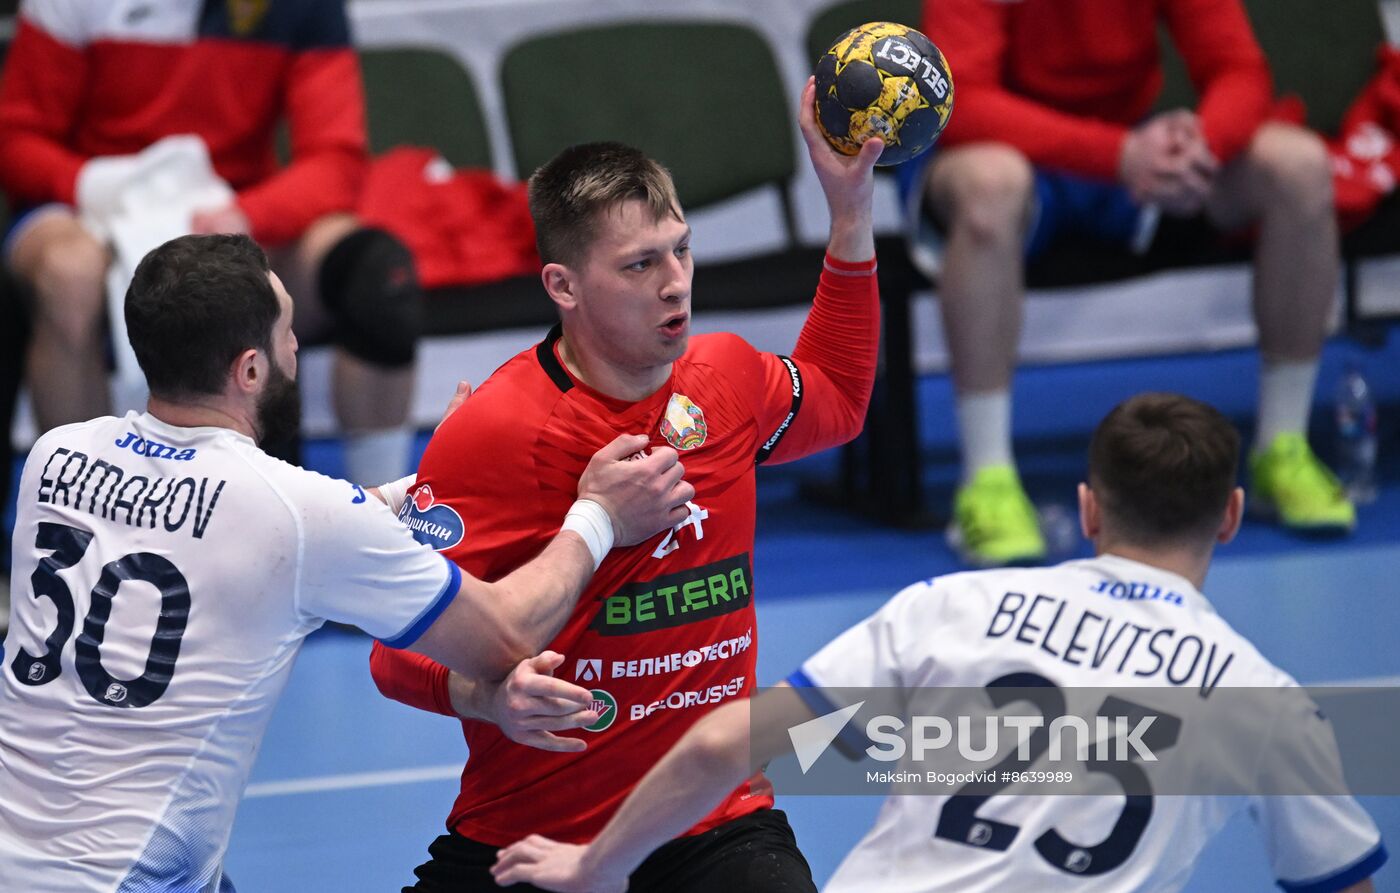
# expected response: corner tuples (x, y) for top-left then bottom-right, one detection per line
(397, 484), (465, 552)
(590, 554), (752, 636)
(659, 393), (707, 450)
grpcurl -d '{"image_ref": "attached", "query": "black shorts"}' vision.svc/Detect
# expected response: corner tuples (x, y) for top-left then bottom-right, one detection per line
(404, 808), (817, 893)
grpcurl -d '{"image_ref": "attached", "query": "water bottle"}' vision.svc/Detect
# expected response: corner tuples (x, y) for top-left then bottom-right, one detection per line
(1335, 366), (1379, 505)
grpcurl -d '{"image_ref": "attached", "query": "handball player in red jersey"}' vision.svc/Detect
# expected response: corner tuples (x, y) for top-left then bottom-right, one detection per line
(369, 78), (884, 892)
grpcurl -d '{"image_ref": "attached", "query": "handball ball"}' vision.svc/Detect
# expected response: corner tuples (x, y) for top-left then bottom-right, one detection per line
(814, 21), (954, 166)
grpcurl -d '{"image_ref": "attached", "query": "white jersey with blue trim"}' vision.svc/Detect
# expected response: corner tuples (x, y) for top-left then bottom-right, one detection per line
(0, 412), (459, 893)
(789, 553), (1385, 893)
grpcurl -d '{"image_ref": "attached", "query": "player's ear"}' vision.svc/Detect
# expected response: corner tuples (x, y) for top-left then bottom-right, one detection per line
(541, 262), (579, 312)
(1216, 486), (1245, 544)
(228, 347), (262, 398)
(1077, 482), (1099, 540)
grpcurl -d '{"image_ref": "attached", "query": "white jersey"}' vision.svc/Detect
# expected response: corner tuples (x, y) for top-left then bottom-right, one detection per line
(790, 554), (1385, 893)
(0, 413), (460, 892)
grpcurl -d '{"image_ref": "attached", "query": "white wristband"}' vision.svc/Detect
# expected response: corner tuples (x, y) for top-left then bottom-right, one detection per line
(377, 474), (417, 516)
(561, 498), (615, 571)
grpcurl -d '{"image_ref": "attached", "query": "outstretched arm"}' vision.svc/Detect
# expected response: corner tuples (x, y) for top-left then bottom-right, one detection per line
(371, 433), (695, 708)
(804, 75), (880, 264)
(491, 684), (815, 892)
(403, 434), (694, 678)
(753, 79), (881, 464)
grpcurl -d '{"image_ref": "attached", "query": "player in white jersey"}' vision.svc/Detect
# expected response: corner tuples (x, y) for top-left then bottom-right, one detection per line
(0, 234), (695, 893)
(493, 393), (1386, 893)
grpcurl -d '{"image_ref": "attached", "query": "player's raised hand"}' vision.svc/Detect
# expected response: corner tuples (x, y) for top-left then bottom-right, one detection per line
(579, 434), (695, 547)
(492, 836), (627, 893)
(799, 76), (880, 261)
(482, 652), (600, 753)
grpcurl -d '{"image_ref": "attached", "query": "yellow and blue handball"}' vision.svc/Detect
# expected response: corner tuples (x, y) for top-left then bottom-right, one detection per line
(814, 21), (954, 166)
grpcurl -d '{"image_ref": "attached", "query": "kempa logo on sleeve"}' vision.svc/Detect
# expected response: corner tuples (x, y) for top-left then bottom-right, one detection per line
(590, 554), (752, 636)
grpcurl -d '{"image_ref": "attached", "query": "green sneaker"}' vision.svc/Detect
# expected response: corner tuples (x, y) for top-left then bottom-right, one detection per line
(950, 465), (1047, 567)
(1249, 433), (1356, 533)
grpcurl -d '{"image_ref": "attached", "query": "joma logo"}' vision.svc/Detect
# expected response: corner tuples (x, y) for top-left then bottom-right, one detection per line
(114, 433), (196, 461)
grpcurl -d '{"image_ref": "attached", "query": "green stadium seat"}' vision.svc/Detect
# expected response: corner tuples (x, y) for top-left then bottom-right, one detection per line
(1240, 0), (1400, 269)
(1157, 1), (1399, 286)
(501, 22), (797, 224)
(360, 47), (493, 170)
(805, 0), (923, 66)
(1156, 0), (1386, 136)
(352, 45), (549, 338)
(1033, 2), (1398, 288)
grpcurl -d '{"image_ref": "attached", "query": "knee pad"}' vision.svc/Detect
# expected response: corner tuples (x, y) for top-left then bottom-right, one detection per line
(318, 228), (422, 368)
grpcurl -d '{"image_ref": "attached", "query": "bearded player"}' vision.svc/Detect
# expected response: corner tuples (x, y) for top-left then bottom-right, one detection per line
(369, 78), (883, 891)
(0, 234), (695, 892)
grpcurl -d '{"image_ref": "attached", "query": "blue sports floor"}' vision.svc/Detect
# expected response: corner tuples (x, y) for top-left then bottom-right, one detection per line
(9, 334), (1400, 890)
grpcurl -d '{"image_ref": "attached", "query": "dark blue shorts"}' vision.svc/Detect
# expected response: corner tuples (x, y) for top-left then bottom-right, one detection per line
(895, 147), (1159, 275)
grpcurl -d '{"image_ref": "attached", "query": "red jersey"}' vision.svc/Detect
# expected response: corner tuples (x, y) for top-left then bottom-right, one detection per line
(370, 255), (879, 845)
(928, 0), (1273, 179)
(0, 0), (367, 245)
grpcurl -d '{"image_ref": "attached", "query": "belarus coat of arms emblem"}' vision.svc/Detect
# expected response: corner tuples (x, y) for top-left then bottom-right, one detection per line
(659, 393), (706, 450)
